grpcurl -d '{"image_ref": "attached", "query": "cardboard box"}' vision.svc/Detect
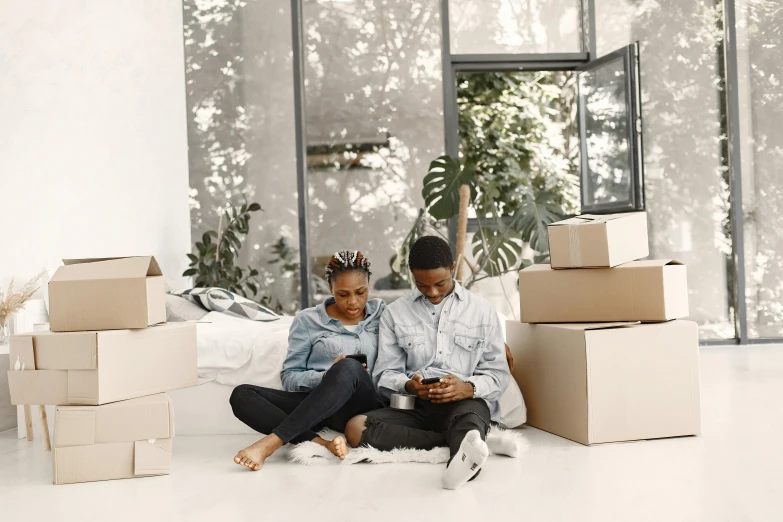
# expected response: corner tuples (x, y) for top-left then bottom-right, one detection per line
(518, 260), (688, 323)
(506, 320), (701, 445)
(53, 393), (174, 484)
(548, 212), (649, 268)
(48, 256), (166, 332)
(7, 323), (197, 405)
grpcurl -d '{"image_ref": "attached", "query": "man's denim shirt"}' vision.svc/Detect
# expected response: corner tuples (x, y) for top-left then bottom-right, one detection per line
(280, 297), (385, 391)
(372, 282), (509, 421)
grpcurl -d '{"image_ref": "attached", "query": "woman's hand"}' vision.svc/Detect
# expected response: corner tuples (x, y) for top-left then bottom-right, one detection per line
(428, 375), (474, 404)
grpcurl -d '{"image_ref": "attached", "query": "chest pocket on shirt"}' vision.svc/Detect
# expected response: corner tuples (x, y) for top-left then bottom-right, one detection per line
(400, 333), (425, 352)
(314, 332), (342, 358)
(365, 326), (379, 348)
(451, 333), (485, 370)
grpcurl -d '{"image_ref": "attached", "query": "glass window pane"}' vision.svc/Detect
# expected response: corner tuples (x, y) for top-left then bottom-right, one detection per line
(595, 0), (733, 340)
(303, 0), (445, 304)
(184, 0), (301, 313)
(449, 0), (582, 54)
(579, 55), (635, 211)
(736, 0), (783, 338)
(457, 71), (580, 319)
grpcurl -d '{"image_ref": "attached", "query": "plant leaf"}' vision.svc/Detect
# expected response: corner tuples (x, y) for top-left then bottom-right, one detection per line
(422, 155), (475, 220)
(507, 190), (564, 252)
(182, 268), (198, 277)
(248, 202), (262, 212)
(471, 226), (523, 276)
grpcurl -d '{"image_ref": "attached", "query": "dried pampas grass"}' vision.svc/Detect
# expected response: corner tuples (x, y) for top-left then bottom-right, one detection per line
(0, 271), (46, 326)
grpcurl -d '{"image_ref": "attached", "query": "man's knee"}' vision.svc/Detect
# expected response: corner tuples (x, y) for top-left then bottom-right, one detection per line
(448, 402), (491, 433)
(344, 415), (367, 448)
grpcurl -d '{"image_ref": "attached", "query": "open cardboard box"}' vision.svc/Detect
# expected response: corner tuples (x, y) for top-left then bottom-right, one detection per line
(506, 320), (701, 445)
(48, 256), (166, 332)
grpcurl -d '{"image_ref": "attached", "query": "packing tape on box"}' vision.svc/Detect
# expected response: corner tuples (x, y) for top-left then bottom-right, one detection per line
(568, 226), (582, 266)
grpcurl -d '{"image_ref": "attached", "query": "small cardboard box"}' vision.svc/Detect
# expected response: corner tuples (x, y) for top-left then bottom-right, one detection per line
(518, 260), (688, 323)
(7, 323), (197, 405)
(548, 212), (649, 268)
(53, 393), (174, 485)
(506, 320), (701, 445)
(48, 256), (166, 332)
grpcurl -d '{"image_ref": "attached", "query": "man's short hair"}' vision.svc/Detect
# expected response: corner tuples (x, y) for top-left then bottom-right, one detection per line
(408, 235), (453, 271)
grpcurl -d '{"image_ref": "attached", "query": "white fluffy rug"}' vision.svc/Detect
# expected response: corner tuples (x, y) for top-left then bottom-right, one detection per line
(288, 428), (529, 465)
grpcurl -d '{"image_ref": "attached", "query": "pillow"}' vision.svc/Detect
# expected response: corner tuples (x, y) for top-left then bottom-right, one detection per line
(171, 288), (280, 322)
(165, 294), (209, 322)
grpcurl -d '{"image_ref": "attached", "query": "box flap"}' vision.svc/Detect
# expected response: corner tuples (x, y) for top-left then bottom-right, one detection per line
(7, 370), (69, 405)
(547, 322), (641, 331)
(31, 331), (98, 370)
(621, 259), (681, 267)
(53, 442), (136, 485)
(134, 439), (173, 476)
(9, 335), (36, 370)
(53, 407), (97, 447)
(549, 214), (626, 227)
(52, 257), (161, 282)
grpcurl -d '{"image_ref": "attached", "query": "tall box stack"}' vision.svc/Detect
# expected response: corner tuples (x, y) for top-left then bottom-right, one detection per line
(507, 213), (702, 446)
(7, 257), (197, 484)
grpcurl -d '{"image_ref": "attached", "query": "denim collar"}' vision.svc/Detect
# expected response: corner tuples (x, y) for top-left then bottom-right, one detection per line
(412, 279), (465, 304)
(316, 296), (381, 325)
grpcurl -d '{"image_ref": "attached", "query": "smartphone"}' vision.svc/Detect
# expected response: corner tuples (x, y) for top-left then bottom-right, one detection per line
(345, 353), (368, 366)
(421, 377), (441, 385)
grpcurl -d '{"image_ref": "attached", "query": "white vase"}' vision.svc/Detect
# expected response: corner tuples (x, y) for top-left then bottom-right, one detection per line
(0, 320), (10, 345)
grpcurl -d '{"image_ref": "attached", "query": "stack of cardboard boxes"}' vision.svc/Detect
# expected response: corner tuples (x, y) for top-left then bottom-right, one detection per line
(6, 257), (197, 484)
(507, 213), (701, 446)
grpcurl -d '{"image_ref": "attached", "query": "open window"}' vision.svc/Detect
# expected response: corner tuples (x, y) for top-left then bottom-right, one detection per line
(577, 43), (644, 214)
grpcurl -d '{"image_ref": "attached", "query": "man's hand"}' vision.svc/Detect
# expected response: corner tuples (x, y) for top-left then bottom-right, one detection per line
(428, 374), (474, 404)
(404, 374), (437, 400)
(505, 343), (514, 372)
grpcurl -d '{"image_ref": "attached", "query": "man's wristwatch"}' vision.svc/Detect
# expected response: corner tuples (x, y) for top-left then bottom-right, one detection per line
(467, 380), (477, 398)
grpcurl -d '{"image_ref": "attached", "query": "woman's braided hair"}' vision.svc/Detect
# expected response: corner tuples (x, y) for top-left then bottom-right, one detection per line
(325, 250), (372, 288)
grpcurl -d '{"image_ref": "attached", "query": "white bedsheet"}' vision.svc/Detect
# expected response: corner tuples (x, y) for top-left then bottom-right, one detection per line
(196, 312), (293, 389)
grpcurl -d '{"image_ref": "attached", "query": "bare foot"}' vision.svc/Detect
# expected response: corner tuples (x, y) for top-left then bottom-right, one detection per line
(233, 434), (283, 471)
(314, 436), (349, 460)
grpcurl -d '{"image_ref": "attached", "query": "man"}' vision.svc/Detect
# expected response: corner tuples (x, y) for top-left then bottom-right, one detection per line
(344, 235), (511, 490)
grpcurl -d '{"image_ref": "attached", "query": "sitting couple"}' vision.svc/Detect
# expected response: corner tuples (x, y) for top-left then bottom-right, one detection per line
(229, 236), (511, 490)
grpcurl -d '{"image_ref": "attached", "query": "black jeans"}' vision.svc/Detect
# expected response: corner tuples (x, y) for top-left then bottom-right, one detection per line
(230, 358), (383, 444)
(359, 398), (491, 459)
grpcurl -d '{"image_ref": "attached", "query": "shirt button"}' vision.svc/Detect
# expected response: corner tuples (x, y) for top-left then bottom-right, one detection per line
(355, 335), (359, 339)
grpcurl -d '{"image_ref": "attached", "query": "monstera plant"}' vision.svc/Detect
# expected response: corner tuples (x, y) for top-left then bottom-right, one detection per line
(413, 154), (565, 288)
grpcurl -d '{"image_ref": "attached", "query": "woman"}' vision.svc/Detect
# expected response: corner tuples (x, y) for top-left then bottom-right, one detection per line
(230, 250), (384, 471)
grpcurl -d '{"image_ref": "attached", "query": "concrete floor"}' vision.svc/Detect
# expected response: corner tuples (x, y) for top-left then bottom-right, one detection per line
(1, 345), (781, 521)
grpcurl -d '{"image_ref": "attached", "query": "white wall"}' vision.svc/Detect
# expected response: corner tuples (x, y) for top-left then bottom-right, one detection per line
(0, 0), (191, 287)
